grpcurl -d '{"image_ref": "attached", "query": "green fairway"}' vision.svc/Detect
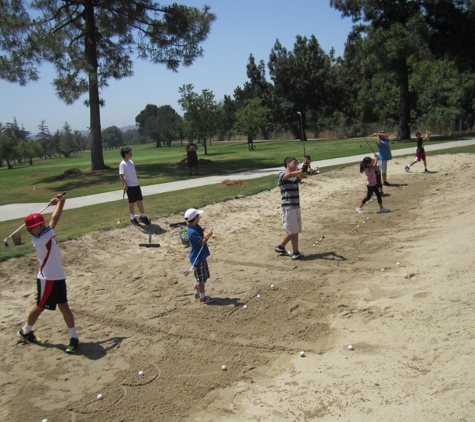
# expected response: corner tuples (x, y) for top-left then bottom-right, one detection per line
(1, 136), (473, 262)
(0, 136), (459, 205)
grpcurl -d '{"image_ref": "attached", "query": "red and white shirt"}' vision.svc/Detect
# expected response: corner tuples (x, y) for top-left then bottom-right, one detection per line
(32, 226), (65, 280)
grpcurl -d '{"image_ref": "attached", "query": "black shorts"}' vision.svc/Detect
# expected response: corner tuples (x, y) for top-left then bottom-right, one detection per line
(126, 185), (143, 203)
(187, 155), (199, 168)
(36, 279), (68, 311)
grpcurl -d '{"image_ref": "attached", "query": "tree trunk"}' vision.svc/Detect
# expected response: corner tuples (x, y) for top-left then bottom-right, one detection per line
(398, 59), (411, 140)
(85, 4), (105, 170)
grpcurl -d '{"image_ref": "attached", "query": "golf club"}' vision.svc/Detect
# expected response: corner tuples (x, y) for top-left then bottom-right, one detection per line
(117, 190), (126, 224)
(3, 191), (67, 249)
(297, 111), (306, 157)
(183, 243), (205, 276)
(357, 132), (375, 154)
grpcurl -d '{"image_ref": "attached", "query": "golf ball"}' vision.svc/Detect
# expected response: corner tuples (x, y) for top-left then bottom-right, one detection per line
(42, 420), (48, 422)
(243, 305), (248, 309)
(138, 371), (144, 376)
(319, 237), (323, 241)
(221, 365), (227, 371)
(257, 294), (261, 299)
(97, 394), (103, 400)
(381, 268), (385, 271)
(270, 284), (275, 289)
(397, 262), (401, 266)
(299, 351), (306, 357)
(357, 225), (360, 228)
(348, 345), (354, 350)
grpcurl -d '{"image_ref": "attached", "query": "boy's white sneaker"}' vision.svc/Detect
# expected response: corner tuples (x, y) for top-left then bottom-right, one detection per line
(356, 207), (364, 214)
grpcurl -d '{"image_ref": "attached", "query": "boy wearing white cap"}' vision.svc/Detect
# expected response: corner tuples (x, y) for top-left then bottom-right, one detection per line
(184, 208), (215, 304)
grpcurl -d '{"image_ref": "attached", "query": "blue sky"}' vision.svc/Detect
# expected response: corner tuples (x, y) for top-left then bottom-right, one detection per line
(0, 0), (354, 134)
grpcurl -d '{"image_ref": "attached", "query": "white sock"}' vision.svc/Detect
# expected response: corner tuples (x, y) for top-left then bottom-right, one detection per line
(22, 323), (33, 334)
(69, 327), (78, 339)
(140, 213), (146, 217)
(130, 214), (136, 220)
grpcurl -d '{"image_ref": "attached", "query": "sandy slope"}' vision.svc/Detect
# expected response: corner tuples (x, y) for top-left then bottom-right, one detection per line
(1, 153), (474, 422)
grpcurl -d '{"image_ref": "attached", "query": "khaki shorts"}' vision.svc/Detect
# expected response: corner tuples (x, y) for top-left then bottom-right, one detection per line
(281, 208), (302, 235)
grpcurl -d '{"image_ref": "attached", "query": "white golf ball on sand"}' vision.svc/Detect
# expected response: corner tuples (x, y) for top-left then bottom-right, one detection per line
(257, 294), (261, 299)
(138, 371), (144, 376)
(357, 225), (360, 228)
(348, 345), (354, 350)
(397, 262), (401, 266)
(97, 394), (103, 400)
(270, 284), (275, 289)
(299, 351), (306, 357)
(243, 305), (248, 309)
(221, 365), (227, 371)
(381, 268), (385, 271)
(42, 419), (48, 422)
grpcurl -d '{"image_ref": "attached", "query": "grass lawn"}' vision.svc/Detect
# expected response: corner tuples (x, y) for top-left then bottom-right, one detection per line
(0, 135), (459, 205)
(0, 136), (473, 262)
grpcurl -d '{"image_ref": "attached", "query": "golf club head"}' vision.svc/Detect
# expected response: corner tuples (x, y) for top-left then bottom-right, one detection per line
(4, 240), (10, 249)
(183, 266), (196, 276)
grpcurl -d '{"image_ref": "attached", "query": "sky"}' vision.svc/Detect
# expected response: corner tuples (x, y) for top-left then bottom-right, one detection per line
(0, 0), (354, 134)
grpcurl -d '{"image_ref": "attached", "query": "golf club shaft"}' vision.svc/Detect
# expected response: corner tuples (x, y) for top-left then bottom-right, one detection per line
(184, 243), (205, 275)
(363, 137), (375, 154)
(117, 190), (126, 224)
(3, 204), (51, 244)
(298, 112), (306, 157)
(3, 191), (66, 246)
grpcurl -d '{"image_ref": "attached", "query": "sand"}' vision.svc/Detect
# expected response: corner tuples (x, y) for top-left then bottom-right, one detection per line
(1, 153), (475, 421)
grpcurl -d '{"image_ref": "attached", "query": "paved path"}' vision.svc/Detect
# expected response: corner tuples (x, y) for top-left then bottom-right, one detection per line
(1, 139), (474, 222)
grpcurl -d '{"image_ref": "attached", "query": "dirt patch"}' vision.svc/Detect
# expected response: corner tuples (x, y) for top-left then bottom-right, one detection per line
(54, 168), (82, 180)
(83, 165), (113, 173)
(218, 179), (247, 188)
(174, 158), (214, 168)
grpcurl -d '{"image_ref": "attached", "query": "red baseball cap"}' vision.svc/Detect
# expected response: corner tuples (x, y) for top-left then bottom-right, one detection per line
(25, 213), (46, 229)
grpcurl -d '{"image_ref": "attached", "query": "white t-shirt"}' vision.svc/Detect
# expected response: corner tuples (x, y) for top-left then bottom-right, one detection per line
(119, 159), (139, 187)
(32, 226), (65, 280)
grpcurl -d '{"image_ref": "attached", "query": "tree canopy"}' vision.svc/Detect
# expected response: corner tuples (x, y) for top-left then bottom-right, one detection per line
(178, 84), (220, 155)
(0, 0), (215, 169)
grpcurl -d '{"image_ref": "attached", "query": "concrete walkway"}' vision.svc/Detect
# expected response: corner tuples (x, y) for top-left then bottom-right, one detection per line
(2, 139), (474, 222)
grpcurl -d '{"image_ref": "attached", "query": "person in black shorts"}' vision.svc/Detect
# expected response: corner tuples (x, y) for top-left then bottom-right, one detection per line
(186, 139), (199, 176)
(17, 193), (79, 354)
(119, 147), (150, 225)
